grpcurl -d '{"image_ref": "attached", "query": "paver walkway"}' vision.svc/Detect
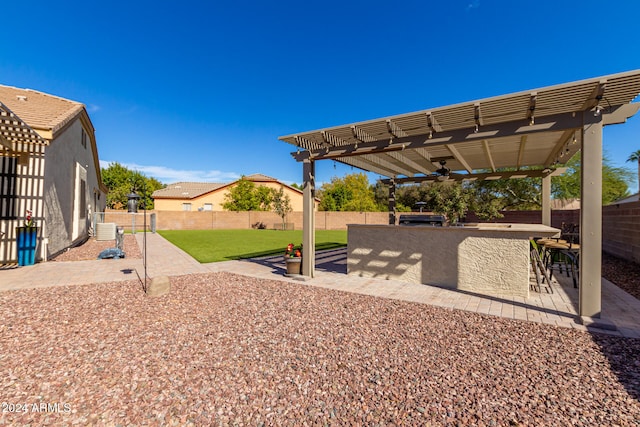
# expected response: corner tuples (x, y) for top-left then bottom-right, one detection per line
(1, 232), (639, 338)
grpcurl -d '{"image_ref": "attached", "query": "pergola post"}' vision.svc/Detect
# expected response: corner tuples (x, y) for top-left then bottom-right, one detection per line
(388, 178), (396, 225)
(541, 175), (551, 226)
(302, 159), (315, 277)
(579, 112), (609, 326)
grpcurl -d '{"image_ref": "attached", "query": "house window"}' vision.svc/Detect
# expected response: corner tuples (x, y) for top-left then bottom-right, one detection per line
(203, 203), (213, 211)
(81, 129), (87, 149)
(182, 203), (192, 211)
(0, 157), (18, 220)
(80, 179), (87, 218)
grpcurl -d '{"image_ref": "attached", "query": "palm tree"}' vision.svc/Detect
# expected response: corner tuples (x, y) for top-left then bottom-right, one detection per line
(627, 149), (640, 193)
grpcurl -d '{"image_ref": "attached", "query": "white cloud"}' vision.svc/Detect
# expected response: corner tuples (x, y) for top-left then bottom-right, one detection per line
(87, 104), (100, 113)
(99, 160), (241, 184)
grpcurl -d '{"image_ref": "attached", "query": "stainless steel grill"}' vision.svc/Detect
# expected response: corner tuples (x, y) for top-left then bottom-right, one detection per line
(398, 214), (445, 226)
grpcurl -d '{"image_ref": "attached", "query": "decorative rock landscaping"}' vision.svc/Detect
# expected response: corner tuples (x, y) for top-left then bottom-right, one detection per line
(1, 272), (638, 425)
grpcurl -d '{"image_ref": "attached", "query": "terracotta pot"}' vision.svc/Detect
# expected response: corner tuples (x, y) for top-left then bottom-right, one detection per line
(284, 256), (302, 275)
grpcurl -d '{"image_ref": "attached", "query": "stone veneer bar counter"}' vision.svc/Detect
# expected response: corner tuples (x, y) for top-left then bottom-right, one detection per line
(347, 223), (560, 298)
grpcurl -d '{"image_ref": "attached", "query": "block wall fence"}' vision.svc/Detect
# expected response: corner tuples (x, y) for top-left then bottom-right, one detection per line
(105, 201), (640, 264)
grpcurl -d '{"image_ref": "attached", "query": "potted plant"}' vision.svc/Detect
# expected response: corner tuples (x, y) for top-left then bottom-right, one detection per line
(284, 242), (302, 275)
(16, 209), (38, 266)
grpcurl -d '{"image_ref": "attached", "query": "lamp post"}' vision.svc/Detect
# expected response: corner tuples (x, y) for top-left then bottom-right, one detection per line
(127, 190), (147, 291)
(127, 192), (140, 234)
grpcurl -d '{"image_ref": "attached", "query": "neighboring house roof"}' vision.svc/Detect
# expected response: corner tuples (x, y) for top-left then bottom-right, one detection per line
(152, 174), (320, 202)
(613, 193), (639, 204)
(0, 84), (86, 138)
(244, 173), (279, 182)
(550, 198), (581, 210)
(152, 182), (226, 199)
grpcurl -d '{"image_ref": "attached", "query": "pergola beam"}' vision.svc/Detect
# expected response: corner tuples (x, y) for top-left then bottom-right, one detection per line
(363, 153), (415, 177)
(292, 111), (584, 162)
(482, 140), (496, 172)
(413, 148), (437, 172)
(527, 93), (537, 124)
(581, 81), (607, 111)
(544, 129), (575, 167)
(386, 151), (432, 175)
(386, 119), (408, 138)
(516, 135), (527, 170)
(380, 168), (556, 185)
(474, 103), (483, 129)
(447, 144), (473, 174)
(351, 125), (377, 143)
(338, 156), (400, 177)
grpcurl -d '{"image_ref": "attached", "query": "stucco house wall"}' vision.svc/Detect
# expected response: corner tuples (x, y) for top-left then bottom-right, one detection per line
(154, 188), (228, 211)
(43, 119), (106, 255)
(0, 85), (107, 263)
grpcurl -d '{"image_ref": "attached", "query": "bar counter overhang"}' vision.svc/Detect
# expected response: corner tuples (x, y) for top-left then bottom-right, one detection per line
(347, 223), (560, 298)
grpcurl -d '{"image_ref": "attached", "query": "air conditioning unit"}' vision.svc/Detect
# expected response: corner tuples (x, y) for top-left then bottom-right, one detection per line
(96, 223), (116, 241)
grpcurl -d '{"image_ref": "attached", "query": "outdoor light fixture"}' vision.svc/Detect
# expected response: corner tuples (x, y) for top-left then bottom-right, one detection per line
(127, 184), (149, 293)
(594, 105), (604, 117)
(127, 191), (140, 213)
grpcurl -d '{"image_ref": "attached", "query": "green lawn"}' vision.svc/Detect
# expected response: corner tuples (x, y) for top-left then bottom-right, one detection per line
(158, 229), (347, 263)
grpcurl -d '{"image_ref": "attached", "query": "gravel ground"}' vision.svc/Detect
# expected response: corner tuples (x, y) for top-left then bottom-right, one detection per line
(50, 235), (142, 262)
(602, 252), (640, 301)
(1, 272), (639, 426)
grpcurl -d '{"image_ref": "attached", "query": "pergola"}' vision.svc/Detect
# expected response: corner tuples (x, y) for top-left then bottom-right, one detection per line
(279, 70), (640, 322)
(0, 101), (48, 152)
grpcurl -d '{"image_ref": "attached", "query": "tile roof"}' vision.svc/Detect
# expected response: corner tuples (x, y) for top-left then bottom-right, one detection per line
(152, 182), (226, 199)
(0, 84), (85, 136)
(244, 173), (278, 182)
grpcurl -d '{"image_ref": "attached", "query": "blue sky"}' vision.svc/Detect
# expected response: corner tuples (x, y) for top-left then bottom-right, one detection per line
(2, 0), (639, 189)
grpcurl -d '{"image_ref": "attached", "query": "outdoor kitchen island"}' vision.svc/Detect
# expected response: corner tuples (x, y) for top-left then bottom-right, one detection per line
(347, 223), (560, 298)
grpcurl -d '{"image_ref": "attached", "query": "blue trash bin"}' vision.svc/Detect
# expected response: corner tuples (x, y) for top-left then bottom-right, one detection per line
(17, 227), (38, 266)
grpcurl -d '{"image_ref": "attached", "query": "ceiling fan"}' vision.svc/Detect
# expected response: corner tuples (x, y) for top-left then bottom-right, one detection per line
(434, 160), (451, 182)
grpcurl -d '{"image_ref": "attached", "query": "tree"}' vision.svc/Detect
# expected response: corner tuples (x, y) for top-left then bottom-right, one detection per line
(223, 177), (258, 211)
(317, 173), (378, 211)
(271, 187), (292, 230)
(424, 182), (471, 224)
(255, 185), (274, 211)
(552, 154), (632, 205)
(627, 149), (640, 192)
(466, 168), (543, 220)
(222, 177), (273, 211)
(101, 162), (164, 209)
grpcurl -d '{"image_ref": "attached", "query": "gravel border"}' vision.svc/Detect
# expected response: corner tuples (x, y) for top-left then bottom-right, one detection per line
(1, 272), (638, 425)
(602, 252), (640, 300)
(50, 235), (142, 262)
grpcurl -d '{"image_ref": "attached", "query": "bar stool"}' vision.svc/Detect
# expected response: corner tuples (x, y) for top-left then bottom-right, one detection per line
(537, 239), (580, 288)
